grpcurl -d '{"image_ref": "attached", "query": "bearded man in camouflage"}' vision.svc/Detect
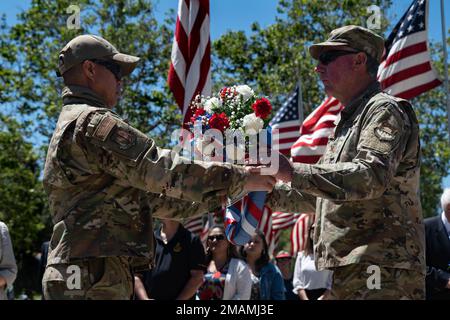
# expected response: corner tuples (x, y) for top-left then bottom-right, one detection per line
(266, 25), (425, 299)
(42, 34), (276, 300)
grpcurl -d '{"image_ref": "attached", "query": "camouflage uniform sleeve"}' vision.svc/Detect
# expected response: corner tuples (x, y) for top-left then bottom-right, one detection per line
(265, 183), (316, 213)
(149, 192), (222, 220)
(78, 111), (249, 203)
(291, 102), (412, 201)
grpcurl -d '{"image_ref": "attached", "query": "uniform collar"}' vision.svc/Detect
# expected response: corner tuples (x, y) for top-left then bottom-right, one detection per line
(340, 81), (381, 119)
(62, 85), (108, 108)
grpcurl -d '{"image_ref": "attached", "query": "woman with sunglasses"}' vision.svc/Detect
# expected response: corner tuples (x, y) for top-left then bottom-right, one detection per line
(241, 230), (285, 300)
(198, 226), (252, 300)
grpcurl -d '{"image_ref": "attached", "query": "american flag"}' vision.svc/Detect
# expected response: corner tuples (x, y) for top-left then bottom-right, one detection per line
(269, 85), (303, 155)
(184, 215), (204, 235)
(258, 209), (313, 256)
(168, 0), (212, 126)
(184, 211), (221, 244)
(290, 214), (314, 256)
(224, 191), (267, 246)
(258, 206), (275, 255)
(290, 97), (343, 164)
(378, 0), (441, 98)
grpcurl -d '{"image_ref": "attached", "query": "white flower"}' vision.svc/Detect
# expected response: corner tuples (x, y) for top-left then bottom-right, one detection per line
(203, 97), (222, 113)
(243, 113), (264, 134)
(225, 143), (245, 162)
(235, 85), (254, 102)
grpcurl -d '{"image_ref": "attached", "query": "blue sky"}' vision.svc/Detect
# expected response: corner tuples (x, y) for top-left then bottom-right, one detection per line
(1, 0), (449, 187)
(1, 0), (448, 42)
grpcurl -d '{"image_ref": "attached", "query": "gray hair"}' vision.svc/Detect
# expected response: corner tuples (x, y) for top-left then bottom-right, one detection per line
(441, 188), (450, 210)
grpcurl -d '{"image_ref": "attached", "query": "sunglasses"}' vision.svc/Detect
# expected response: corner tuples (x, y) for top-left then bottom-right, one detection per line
(208, 234), (225, 242)
(318, 50), (359, 65)
(89, 59), (122, 80)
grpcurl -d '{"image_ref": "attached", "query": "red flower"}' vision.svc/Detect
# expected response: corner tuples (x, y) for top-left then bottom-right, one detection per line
(209, 112), (230, 132)
(251, 97), (272, 119)
(190, 108), (206, 123)
(219, 87), (237, 101)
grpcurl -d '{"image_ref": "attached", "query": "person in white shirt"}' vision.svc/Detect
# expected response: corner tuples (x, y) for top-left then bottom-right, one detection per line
(293, 226), (333, 300)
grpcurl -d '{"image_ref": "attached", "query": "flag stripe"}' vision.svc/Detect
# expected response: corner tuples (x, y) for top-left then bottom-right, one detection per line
(386, 69), (441, 96)
(395, 78), (442, 100)
(384, 41), (428, 67)
(379, 50), (431, 80)
(381, 61), (431, 89)
(169, 0), (211, 125)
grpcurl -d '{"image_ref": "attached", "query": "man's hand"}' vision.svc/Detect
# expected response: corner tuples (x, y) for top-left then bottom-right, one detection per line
(446, 279), (450, 289)
(274, 152), (294, 183)
(243, 167), (277, 192)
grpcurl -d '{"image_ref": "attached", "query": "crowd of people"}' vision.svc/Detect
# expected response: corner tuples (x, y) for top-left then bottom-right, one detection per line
(129, 187), (450, 301)
(1, 186), (450, 300)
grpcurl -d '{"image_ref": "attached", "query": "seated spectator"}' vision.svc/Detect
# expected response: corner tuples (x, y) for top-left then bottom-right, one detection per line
(134, 219), (206, 300)
(293, 226), (332, 300)
(0, 221), (18, 300)
(198, 226), (251, 300)
(424, 188), (450, 300)
(241, 230), (285, 300)
(275, 250), (299, 300)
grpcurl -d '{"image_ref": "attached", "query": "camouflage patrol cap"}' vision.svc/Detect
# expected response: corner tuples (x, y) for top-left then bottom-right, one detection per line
(57, 34), (140, 77)
(309, 25), (385, 63)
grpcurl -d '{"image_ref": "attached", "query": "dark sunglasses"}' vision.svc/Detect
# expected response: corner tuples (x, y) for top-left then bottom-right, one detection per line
(89, 59), (122, 80)
(208, 234), (225, 241)
(318, 50), (359, 65)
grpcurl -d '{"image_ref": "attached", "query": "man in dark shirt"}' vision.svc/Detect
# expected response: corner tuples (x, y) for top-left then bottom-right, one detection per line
(135, 219), (206, 300)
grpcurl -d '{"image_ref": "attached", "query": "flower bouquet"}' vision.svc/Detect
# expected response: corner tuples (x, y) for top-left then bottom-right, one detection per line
(188, 85), (273, 245)
(189, 85), (272, 164)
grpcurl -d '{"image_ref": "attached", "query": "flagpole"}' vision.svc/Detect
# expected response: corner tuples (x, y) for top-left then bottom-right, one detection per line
(297, 79), (304, 126)
(441, 0), (450, 143)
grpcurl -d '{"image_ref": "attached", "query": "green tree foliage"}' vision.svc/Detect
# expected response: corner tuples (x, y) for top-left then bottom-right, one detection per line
(213, 0), (449, 219)
(0, 116), (47, 253)
(0, 115), (50, 294)
(412, 43), (450, 217)
(213, 0), (392, 113)
(2, 0), (180, 146)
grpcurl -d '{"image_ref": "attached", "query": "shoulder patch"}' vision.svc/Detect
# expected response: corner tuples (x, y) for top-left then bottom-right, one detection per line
(93, 116), (117, 141)
(111, 126), (137, 150)
(374, 125), (397, 141)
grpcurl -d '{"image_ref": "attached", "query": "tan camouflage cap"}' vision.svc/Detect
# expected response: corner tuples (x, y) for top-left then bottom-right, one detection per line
(309, 25), (385, 63)
(57, 34), (140, 77)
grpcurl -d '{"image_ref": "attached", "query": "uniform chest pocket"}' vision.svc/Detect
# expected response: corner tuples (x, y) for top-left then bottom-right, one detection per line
(329, 125), (357, 163)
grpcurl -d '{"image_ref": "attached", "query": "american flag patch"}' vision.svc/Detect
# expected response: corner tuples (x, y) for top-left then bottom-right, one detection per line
(93, 116), (117, 141)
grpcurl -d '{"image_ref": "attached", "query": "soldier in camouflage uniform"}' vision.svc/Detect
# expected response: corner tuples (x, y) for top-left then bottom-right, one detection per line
(265, 26), (425, 299)
(42, 35), (276, 300)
